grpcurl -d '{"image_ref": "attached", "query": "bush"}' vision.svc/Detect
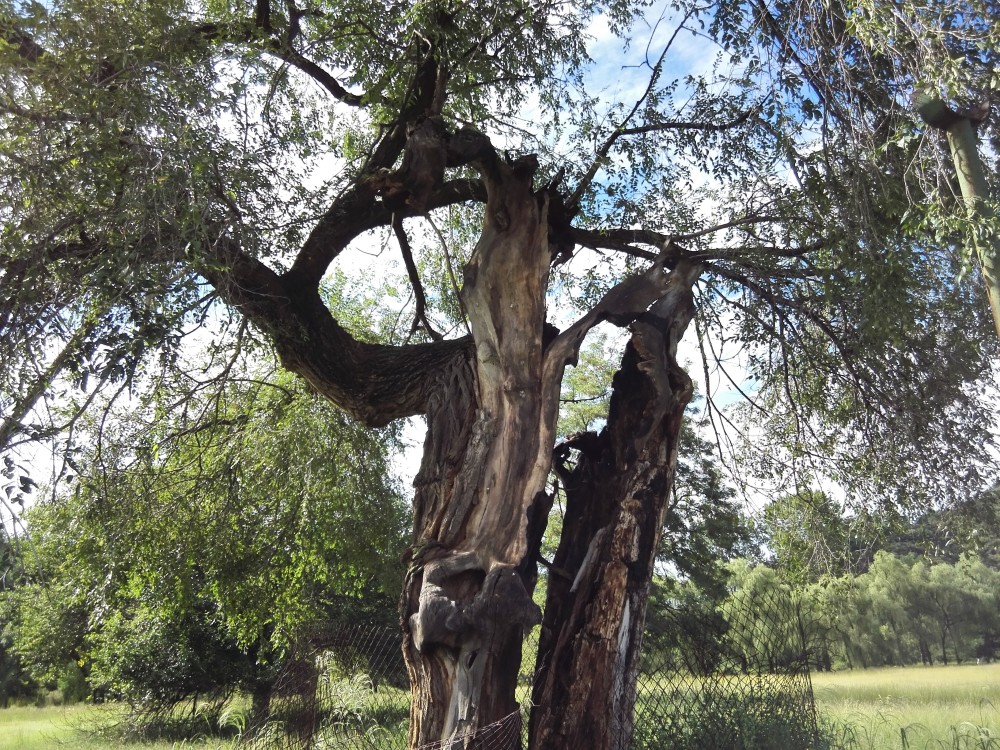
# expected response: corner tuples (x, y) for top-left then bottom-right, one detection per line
(57, 660), (89, 705)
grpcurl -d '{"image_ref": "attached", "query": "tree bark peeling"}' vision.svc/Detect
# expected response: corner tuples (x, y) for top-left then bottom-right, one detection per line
(402, 151), (558, 748)
(210, 109), (708, 747)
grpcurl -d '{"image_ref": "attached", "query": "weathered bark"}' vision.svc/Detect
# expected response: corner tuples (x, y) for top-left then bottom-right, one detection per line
(396, 135), (692, 745)
(401, 153), (554, 748)
(205, 104), (703, 747)
(530, 262), (701, 750)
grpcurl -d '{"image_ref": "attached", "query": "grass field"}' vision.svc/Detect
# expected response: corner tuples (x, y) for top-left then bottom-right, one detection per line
(0, 704), (235, 750)
(0, 705), (91, 750)
(814, 662), (1000, 749)
(3, 663), (999, 749)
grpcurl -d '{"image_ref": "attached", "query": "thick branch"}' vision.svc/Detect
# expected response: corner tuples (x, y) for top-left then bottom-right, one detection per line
(571, 228), (666, 260)
(277, 49), (363, 105)
(571, 217), (818, 264)
(285, 177), (484, 292)
(544, 252), (703, 388)
(285, 56), (481, 290)
(0, 19), (46, 62)
(202, 236), (470, 425)
(189, 19), (364, 106)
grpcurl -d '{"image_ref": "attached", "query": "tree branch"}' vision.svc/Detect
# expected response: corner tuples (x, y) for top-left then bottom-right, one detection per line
(0, 18), (46, 62)
(616, 105), (763, 138)
(570, 218), (819, 265)
(393, 214), (443, 341)
(707, 262), (889, 412)
(544, 252), (702, 384)
(273, 47), (363, 106)
(284, 177), (484, 293)
(201, 234), (471, 425)
(0, 314), (102, 452)
(567, 11), (694, 209)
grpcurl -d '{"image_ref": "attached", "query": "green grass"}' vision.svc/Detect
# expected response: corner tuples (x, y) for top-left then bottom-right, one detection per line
(7, 663), (997, 749)
(813, 662), (1000, 749)
(0, 704), (236, 749)
(0, 705), (89, 750)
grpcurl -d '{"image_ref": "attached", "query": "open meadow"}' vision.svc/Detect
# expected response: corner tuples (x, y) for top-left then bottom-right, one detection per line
(2, 663), (999, 749)
(814, 662), (1000, 749)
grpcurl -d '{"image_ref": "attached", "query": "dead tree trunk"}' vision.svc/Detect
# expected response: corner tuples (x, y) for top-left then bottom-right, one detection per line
(397, 142), (700, 747)
(530, 266), (700, 750)
(401, 153), (554, 748)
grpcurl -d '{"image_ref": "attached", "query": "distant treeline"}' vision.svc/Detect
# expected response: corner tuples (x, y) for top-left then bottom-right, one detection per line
(644, 551), (1000, 675)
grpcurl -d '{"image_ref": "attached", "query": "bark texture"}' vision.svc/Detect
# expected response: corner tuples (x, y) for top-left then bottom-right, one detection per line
(204, 102), (704, 747)
(530, 262), (701, 750)
(401, 154), (553, 748)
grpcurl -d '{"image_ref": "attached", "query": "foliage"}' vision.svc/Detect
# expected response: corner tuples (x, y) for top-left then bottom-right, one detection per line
(761, 490), (854, 584)
(798, 551), (998, 670)
(2, 0), (1000, 742)
(5, 363), (408, 719)
(0, 0), (995, 511)
(752, 480), (1000, 671)
(885, 484), (1000, 567)
(0, 537), (36, 706)
(645, 534), (1000, 677)
(698, 0), (1000, 506)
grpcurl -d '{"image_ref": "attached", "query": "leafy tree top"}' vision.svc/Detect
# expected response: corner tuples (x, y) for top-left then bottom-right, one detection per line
(1, 0), (997, 508)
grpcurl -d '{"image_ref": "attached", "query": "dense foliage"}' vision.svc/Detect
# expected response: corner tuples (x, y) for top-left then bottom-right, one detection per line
(1, 0), (997, 511)
(1, 366), (408, 718)
(646, 511), (1000, 676)
(2, 0), (1000, 744)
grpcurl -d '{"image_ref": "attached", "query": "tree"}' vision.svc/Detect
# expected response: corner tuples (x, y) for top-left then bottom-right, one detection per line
(719, 560), (803, 673)
(0, 534), (36, 706)
(762, 490), (852, 585)
(3, 0), (999, 747)
(7, 365), (408, 724)
(886, 485), (1000, 567)
(555, 337), (751, 592)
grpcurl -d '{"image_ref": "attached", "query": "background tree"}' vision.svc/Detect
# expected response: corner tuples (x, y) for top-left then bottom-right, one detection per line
(886, 485), (1000, 566)
(3, 0), (1000, 747)
(761, 490), (858, 585)
(0, 533), (36, 706)
(6, 363), (408, 727)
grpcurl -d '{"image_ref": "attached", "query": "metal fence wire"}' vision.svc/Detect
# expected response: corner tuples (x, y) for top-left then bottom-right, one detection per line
(238, 583), (818, 749)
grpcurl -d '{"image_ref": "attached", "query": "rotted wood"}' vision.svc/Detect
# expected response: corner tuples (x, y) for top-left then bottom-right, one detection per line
(401, 144), (554, 749)
(530, 261), (702, 750)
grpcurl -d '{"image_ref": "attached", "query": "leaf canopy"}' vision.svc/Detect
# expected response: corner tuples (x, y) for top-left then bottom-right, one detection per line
(1, 0), (997, 513)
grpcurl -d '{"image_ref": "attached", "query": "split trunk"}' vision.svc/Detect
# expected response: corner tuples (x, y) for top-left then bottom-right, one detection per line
(398, 156), (700, 748)
(211, 124), (703, 749)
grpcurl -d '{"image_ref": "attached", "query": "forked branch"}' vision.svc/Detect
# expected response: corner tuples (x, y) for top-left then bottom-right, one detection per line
(393, 214), (443, 341)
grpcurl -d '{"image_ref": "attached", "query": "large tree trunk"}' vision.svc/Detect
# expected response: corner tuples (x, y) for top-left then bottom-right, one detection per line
(530, 267), (699, 750)
(401, 155), (555, 748)
(208, 110), (701, 747)
(398, 145), (700, 748)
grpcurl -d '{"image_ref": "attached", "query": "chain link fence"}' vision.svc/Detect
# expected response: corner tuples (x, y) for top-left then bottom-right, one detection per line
(635, 581), (818, 749)
(238, 582), (817, 749)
